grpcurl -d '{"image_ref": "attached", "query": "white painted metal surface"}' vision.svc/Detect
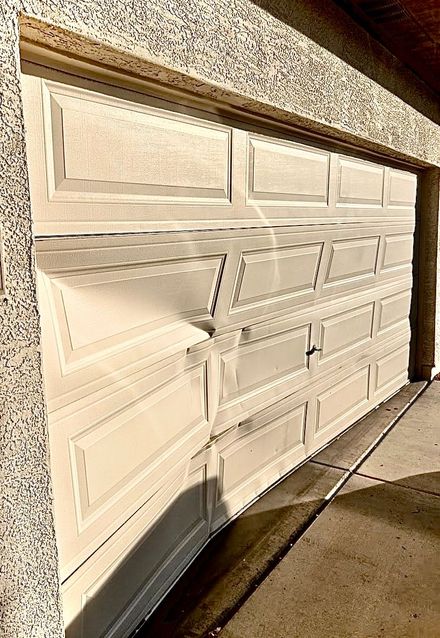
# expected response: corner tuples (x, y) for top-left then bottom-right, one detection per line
(21, 67), (417, 637)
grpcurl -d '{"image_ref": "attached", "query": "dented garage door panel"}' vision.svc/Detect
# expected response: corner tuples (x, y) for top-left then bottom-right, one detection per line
(211, 280), (411, 435)
(62, 448), (212, 638)
(22, 65), (417, 637)
(49, 341), (211, 580)
(36, 223), (413, 414)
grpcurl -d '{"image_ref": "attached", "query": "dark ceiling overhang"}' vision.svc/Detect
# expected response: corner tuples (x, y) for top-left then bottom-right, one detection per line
(334, 0), (440, 97)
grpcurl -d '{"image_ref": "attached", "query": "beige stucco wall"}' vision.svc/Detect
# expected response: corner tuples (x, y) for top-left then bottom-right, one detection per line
(1, 1), (439, 636)
(0, 4), (63, 637)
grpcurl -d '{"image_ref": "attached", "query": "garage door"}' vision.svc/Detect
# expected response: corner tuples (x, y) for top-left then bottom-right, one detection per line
(21, 64), (417, 637)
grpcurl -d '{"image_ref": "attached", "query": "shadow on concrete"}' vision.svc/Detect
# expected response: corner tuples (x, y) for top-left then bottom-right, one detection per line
(218, 471), (440, 638)
(139, 470), (440, 638)
(137, 500), (326, 638)
(335, 472), (440, 538)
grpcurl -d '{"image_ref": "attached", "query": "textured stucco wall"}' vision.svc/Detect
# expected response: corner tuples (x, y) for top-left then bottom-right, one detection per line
(253, 0), (440, 126)
(1, 1), (439, 636)
(0, 2), (63, 637)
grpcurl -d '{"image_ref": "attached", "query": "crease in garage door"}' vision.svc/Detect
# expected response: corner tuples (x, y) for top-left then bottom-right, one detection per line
(21, 64), (417, 638)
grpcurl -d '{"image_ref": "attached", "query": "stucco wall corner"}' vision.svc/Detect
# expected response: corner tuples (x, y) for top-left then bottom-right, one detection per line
(0, 2), (63, 636)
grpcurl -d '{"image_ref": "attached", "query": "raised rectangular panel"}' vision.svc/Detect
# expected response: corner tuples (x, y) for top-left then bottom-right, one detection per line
(50, 348), (210, 579)
(213, 399), (307, 528)
(72, 365), (207, 525)
(337, 157), (384, 205)
(388, 169), (417, 207)
(231, 242), (323, 311)
(316, 366), (370, 435)
(44, 254), (223, 373)
(63, 452), (210, 638)
(378, 289), (412, 334)
(375, 344), (410, 392)
(382, 234), (413, 272)
(248, 135), (329, 205)
(218, 404), (306, 499)
(213, 319), (311, 435)
(220, 324), (309, 401)
(318, 303), (374, 362)
(324, 236), (379, 287)
(43, 80), (231, 205)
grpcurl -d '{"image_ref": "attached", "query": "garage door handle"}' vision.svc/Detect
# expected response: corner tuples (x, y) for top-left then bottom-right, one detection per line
(306, 345), (322, 356)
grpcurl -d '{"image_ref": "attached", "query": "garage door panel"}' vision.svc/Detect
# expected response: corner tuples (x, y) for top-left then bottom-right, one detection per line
(63, 449), (210, 638)
(308, 364), (372, 451)
(43, 256), (223, 371)
(72, 364), (207, 521)
(219, 324), (310, 401)
(381, 233), (414, 272)
(212, 396), (308, 531)
(336, 156), (384, 206)
(51, 347), (210, 580)
(247, 134), (330, 205)
(44, 80), (232, 205)
(22, 69), (417, 233)
(34, 230), (232, 412)
(323, 235), (380, 287)
(318, 302), (374, 362)
(316, 366), (371, 437)
(388, 169), (417, 208)
(214, 318), (312, 433)
(36, 237), (225, 411)
(375, 343), (411, 395)
(230, 242), (323, 311)
(377, 289), (412, 335)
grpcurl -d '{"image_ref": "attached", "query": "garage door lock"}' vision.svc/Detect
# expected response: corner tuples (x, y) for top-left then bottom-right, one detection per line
(306, 345), (322, 356)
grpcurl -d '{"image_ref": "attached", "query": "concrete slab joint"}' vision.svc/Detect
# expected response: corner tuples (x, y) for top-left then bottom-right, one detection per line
(0, 1), (439, 636)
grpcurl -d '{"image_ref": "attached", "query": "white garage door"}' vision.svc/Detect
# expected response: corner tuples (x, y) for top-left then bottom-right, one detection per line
(21, 64), (417, 637)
